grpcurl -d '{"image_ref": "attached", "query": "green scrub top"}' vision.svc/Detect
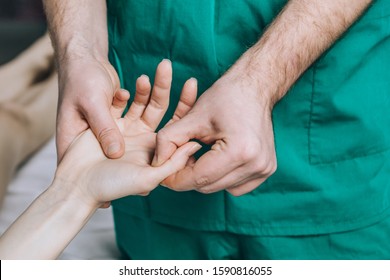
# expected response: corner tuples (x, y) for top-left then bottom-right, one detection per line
(107, 0), (390, 236)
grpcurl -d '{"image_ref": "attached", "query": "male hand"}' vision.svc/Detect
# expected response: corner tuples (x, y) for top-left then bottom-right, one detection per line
(56, 56), (124, 161)
(152, 69), (277, 196)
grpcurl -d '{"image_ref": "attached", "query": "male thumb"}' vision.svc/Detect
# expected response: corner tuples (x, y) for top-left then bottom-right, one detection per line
(87, 103), (124, 158)
(152, 114), (206, 167)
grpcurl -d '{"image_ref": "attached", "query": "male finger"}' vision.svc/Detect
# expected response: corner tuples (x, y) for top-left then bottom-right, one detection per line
(196, 166), (267, 194)
(162, 144), (239, 191)
(153, 142), (202, 184)
(152, 114), (206, 167)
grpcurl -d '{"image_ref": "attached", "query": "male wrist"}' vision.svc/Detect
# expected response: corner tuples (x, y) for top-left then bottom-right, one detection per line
(225, 53), (278, 110)
(53, 34), (108, 65)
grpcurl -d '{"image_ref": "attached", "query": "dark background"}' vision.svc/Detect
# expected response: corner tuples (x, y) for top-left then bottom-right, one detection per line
(0, 0), (46, 64)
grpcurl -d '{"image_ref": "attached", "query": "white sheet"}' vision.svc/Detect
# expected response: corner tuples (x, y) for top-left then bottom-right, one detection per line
(0, 137), (121, 259)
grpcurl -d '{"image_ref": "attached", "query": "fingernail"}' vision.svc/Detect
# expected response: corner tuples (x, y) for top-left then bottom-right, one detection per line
(121, 88), (130, 96)
(162, 58), (171, 64)
(107, 143), (120, 156)
(189, 143), (202, 155)
(139, 74), (149, 80)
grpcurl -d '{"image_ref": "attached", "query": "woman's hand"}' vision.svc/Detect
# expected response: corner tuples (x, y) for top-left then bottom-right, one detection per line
(55, 59), (200, 208)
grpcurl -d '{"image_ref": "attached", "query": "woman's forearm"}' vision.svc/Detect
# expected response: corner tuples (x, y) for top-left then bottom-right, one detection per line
(0, 180), (97, 259)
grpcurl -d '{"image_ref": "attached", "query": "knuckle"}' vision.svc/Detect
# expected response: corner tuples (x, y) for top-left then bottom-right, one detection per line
(97, 127), (117, 142)
(264, 154), (278, 175)
(252, 157), (277, 176)
(194, 176), (210, 188)
(232, 144), (258, 163)
(156, 129), (170, 142)
(252, 158), (267, 172)
(148, 98), (166, 110)
(268, 160), (277, 175)
(82, 94), (102, 109)
(154, 78), (170, 91)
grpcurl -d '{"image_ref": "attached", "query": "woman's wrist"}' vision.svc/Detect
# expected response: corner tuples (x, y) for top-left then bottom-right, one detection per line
(48, 177), (100, 214)
(0, 179), (98, 259)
